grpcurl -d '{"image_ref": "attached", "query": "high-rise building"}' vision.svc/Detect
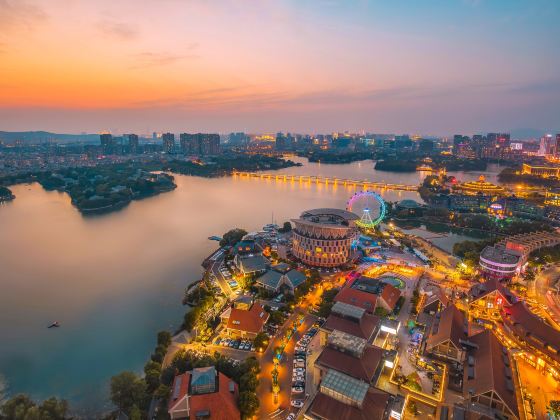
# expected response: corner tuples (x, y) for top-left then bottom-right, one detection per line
(275, 132), (288, 151)
(162, 133), (175, 153)
(100, 133), (113, 155)
(127, 134), (139, 154)
(180, 133), (220, 155)
(228, 132), (248, 146)
(539, 134), (556, 157)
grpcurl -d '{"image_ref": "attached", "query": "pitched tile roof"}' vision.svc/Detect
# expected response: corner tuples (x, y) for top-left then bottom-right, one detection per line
(168, 371), (240, 420)
(503, 301), (560, 362)
(379, 283), (401, 310)
(469, 278), (516, 305)
(463, 330), (519, 419)
(334, 287), (377, 313)
(323, 312), (380, 341)
(426, 304), (467, 350)
(307, 387), (390, 420)
(316, 345), (384, 382)
(226, 303), (269, 334)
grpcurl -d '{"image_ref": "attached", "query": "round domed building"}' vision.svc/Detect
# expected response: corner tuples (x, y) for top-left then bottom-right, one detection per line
(395, 199), (423, 216)
(291, 208), (359, 268)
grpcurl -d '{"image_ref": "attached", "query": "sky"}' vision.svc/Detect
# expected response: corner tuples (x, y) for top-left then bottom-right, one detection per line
(0, 0), (559, 136)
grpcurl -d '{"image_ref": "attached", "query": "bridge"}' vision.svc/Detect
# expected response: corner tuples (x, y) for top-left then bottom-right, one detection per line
(232, 171), (419, 192)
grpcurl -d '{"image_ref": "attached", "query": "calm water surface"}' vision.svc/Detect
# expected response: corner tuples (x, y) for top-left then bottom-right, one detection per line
(0, 158), (499, 412)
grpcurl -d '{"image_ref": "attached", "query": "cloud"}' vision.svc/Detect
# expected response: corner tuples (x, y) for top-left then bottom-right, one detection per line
(0, 0), (47, 32)
(130, 44), (199, 69)
(97, 19), (139, 40)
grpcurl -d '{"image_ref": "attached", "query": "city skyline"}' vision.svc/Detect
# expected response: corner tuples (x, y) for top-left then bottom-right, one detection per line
(1, 0), (559, 134)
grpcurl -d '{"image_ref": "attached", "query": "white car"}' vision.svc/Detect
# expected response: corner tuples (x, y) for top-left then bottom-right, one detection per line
(291, 400), (304, 408)
(293, 362), (305, 368)
(286, 414), (296, 420)
(293, 367), (305, 374)
(291, 386), (304, 394)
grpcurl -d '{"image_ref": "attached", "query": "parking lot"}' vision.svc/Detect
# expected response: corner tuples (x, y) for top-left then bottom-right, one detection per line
(285, 321), (322, 418)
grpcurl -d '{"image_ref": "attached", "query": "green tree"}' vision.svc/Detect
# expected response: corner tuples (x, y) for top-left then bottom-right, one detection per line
(238, 391), (259, 419)
(253, 332), (269, 350)
(548, 400), (560, 418)
(39, 397), (68, 419)
(110, 371), (148, 414)
(157, 331), (172, 347)
(278, 221), (292, 233)
(220, 228), (248, 247)
(0, 394), (36, 420)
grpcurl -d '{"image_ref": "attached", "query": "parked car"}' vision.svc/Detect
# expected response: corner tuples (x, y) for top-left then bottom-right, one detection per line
(286, 414), (296, 420)
(214, 337), (222, 345)
(291, 386), (304, 394)
(293, 367), (305, 374)
(291, 400), (304, 408)
(292, 375), (305, 382)
(293, 362), (305, 368)
(233, 340), (240, 349)
(293, 381), (305, 388)
(250, 345), (256, 352)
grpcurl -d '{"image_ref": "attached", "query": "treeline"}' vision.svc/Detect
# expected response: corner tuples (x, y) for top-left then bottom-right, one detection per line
(0, 186), (15, 201)
(0, 395), (68, 419)
(375, 159), (418, 172)
(305, 151), (373, 164)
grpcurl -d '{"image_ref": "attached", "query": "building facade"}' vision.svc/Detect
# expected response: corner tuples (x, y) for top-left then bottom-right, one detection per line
(291, 208), (359, 268)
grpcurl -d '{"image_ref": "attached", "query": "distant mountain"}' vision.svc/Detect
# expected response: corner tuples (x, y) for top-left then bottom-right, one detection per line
(0, 131), (101, 144)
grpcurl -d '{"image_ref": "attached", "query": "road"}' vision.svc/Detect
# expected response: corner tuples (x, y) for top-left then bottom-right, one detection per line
(516, 357), (560, 420)
(532, 264), (560, 327)
(255, 281), (327, 419)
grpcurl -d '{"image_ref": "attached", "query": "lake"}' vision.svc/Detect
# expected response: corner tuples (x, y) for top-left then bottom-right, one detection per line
(0, 158), (500, 413)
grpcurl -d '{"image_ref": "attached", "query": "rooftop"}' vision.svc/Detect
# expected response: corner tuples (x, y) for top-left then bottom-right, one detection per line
(226, 303), (269, 334)
(331, 301), (366, 320)
(307, 387), (391, 420)
(480, 245), (521, 264)
(328, 329), (367, 356)
(463, 330), (518, 419)
(317, 343), (384, 383)
(300, 208), (360, 223)
(321, 369), (369, 404)
(323, 310), (380, 341)
(426, 304), (467, 350)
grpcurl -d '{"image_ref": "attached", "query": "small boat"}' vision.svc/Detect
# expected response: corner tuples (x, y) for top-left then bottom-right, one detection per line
(48, 321), (60, 328)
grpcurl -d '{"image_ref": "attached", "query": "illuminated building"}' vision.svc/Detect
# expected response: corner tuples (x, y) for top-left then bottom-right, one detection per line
(479, 231), (560, 280)
(462, 330), (520, 420)
(424, 304), (467, 363)
(488, 197), (544, 220)
(539, 133), (555, 157)
(502, 301), (560, 369)
(454, 175), (505, 196)
(545, 188), (560, 206)
(521, 162), (560, 178)
(468, 278), (516, 320)
(479, 245), (522, 280)
(162, 132), (175, 153)
(291, 208), (359, 268)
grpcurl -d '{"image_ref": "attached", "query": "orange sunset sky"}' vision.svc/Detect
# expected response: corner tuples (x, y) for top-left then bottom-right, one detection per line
(1, 0), (559, 134)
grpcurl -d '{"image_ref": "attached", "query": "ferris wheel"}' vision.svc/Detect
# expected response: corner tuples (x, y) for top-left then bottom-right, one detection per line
(346, 191), (386, 229)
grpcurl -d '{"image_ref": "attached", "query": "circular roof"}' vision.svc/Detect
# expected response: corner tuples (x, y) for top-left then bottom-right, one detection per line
(397, 199), (421, 209)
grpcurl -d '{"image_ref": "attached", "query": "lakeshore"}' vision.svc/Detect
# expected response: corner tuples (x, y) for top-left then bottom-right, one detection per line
(0, 159), (501, 413)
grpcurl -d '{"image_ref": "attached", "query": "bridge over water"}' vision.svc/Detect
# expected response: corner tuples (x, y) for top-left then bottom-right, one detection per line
(232, 171), (419, 192)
